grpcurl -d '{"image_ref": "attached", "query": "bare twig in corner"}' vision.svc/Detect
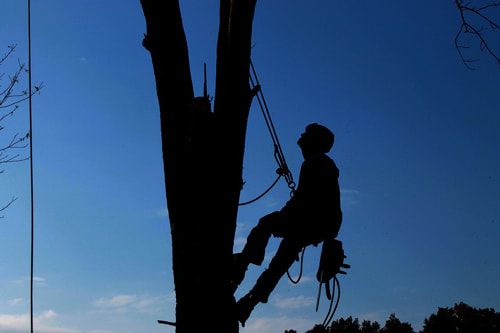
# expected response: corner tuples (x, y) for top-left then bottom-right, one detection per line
(454, 0), (500, 69)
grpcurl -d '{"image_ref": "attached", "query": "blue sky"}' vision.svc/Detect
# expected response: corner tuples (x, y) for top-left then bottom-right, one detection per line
(1, 1), (499, 333)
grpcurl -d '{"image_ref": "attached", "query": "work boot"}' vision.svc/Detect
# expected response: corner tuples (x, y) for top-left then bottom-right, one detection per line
(230, 253), (249, 293)
(236, 293), (259, 327)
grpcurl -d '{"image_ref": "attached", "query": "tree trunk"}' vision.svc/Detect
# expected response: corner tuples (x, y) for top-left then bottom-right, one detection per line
(140, 1), (257, 332)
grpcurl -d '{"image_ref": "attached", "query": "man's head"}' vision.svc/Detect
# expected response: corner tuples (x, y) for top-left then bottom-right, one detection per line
(297, 123), (334, 154)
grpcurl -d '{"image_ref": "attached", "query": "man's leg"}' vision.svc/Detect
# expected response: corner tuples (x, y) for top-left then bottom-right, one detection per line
(237, 237), (305, 326)
(242, 211), (284, 265)
(231, 212), (284, 290)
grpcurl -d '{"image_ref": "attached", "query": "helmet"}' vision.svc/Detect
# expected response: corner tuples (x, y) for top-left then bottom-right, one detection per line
(299, 123), (334, 153)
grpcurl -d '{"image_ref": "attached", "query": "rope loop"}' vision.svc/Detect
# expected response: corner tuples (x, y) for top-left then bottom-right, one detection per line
(286, 246), (306, 284)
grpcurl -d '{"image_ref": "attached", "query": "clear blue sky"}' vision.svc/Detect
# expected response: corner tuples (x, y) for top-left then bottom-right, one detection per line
(1, 1), (499, 333)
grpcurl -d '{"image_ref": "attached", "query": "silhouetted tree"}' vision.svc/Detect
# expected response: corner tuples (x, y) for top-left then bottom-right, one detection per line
(285, 330), (298, 333)
(330, 316), (361, 333)
(422, 302), (500, 333)
(140, 1), (256, 332)
(305, 324), (328, 333)
(0, 44), (39, 218)
(361, 320), (381, 333)
(380, 314), (414, 333)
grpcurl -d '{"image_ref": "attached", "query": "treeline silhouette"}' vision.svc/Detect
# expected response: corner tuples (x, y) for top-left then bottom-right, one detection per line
(284, 302), (499, 333)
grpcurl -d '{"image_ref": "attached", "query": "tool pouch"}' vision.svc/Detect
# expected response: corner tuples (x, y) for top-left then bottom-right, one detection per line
(316, 236), (350, 299)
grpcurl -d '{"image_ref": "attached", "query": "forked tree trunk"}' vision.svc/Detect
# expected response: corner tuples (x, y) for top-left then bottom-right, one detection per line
(140, 1), (257, 332)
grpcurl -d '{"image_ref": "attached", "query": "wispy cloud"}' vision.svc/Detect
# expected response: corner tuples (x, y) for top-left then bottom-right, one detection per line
(0, 310), (115, 333)
(0, 310), (79, 333)
(286, 275), (314, 285)
(265, 197), (279, 208)
(93, 295), (135, 308)
(241, 315), (314, 333)
(7, 298), (23, 306)
(155, 208), (168, 218)
(93, 294), (169, 314)
(233, 237), (247, 252)
(264, 250), (277, 263)
(341, 189), (360, 195)
(13, 276), (47, 287)
(341, 188), (360, 208)
(272, 295), (315, 309)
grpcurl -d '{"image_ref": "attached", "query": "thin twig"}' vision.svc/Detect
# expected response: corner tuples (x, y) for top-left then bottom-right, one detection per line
(454, 0), (500, 68)
(0, 197), (17, 218)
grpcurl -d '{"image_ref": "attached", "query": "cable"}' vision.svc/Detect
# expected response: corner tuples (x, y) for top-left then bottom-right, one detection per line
(27, 1), (35, 332)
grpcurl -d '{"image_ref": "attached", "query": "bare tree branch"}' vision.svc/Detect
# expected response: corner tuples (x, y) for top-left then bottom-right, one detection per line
(454, 0), (500, 69)
(0, 45), (16, 65)
(0, 44), (36, 218)
(0, 197), (17, 219)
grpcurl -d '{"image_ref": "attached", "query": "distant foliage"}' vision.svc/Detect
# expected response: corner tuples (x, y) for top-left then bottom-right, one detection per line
(380, 314), (414, 333)
(290, 302), (499, 333)
(360, 320), (381, 333)
(330, 316), (361, 333)
(422, 302), (500, 333)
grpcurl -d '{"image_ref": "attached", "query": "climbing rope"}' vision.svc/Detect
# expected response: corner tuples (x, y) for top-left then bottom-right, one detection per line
(238, 60), (296, 206)
(238, 174), (281, 206)
(249, 59), (296, 194)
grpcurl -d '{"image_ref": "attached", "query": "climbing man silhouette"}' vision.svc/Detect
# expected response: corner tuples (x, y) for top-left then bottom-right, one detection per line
(232, 123), (343, 326)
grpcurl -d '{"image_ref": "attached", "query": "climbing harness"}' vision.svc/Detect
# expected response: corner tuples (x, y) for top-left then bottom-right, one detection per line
(238, 60), (296, 206)
(315, 237), (350, 327)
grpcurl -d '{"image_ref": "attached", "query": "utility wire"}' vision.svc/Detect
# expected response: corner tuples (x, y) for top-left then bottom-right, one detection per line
(27, 0), (35, 332)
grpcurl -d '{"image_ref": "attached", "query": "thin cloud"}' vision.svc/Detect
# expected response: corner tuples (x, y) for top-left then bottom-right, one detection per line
(341, 189), (360, 195)
(93, 295), (135, 308)
(272, 295), (315, 309)
(241, 315), (314, 333)
(234, 237), (247, 252)
(341, 188), (360, 208)
(12, 276), (47, 287)
(0, 311), (78, 333)
(265, 197), (279, 208)
(286, 275), (314, 285)
(8, 298), (23, 306)
(93, 294), (168, 314)
(155, 208), (168, 218)
(39, 310), (57, 320)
